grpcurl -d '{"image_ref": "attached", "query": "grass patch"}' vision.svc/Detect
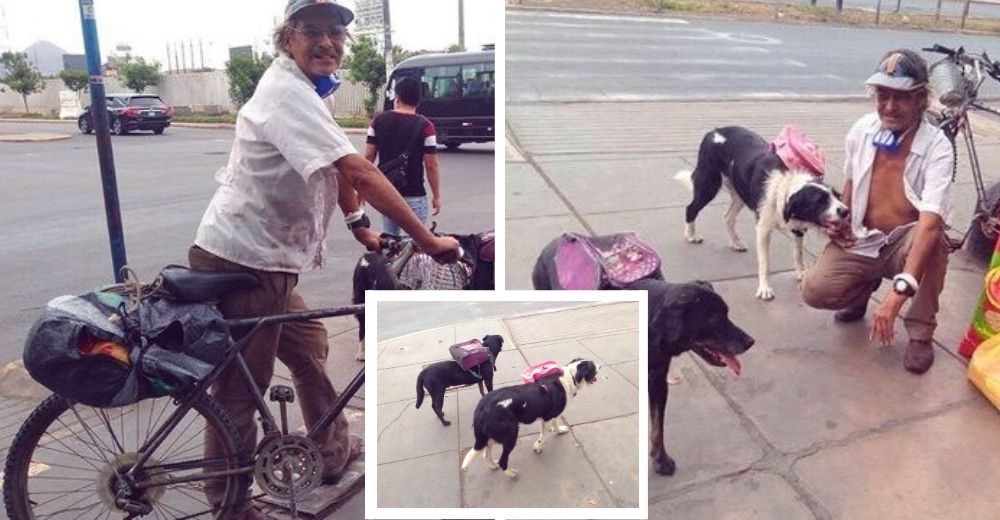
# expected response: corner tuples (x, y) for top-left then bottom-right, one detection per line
(641, 0), (692, 11)
(172, 113), (369, 128)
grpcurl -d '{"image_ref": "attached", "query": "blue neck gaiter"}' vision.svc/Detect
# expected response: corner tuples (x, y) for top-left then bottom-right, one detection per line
(313, 73), (342, 98)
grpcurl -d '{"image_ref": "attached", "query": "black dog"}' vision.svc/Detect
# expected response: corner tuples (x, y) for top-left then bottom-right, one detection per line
(415, 334), (505, 426)
(676, 126), (848, 300)
(351, 231), (495, 361)
(533, 234), (755, 476)
(460, 359), (599, 478)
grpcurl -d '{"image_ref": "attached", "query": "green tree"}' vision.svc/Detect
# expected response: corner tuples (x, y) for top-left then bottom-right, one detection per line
(343, 35), (385, 117)
(118, 56), (161, 93)
(446, 43), (465, 53)
(59, 69), (89, 94)
(225, 53), (272, 107)
(0, 51), (45, 113)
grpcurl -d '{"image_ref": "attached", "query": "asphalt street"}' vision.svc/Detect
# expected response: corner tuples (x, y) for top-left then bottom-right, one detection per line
(0, 121), (495, 366)
(747, 0), (1000, 17)
(506, 9), (1000, 103)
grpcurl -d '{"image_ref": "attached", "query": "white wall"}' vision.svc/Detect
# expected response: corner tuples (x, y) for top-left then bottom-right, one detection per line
(0, 69), (370, 118)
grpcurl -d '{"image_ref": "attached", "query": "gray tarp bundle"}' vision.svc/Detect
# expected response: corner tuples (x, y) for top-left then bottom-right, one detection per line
(23, 288), (231, 408)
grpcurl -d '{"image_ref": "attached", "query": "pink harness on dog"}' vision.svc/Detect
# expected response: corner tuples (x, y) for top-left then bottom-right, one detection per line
(769, 124), (826, 177)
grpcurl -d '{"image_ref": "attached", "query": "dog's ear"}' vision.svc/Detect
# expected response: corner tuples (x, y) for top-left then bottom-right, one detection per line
(831, 187), (844, 200)
(650, 307), (683, 348)
(693, 280), (715, 292)
(783, 193), (805, 223)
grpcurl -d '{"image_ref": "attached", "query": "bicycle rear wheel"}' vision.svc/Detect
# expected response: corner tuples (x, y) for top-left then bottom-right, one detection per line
(3, 393), (247, 519)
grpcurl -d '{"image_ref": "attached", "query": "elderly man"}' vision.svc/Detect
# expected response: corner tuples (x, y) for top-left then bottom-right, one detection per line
(801, 49), (953, 374)
(189, 1), (459, 516)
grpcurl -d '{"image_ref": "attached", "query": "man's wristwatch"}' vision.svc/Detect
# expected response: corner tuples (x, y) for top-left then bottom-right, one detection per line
(892, 273), (919, 298)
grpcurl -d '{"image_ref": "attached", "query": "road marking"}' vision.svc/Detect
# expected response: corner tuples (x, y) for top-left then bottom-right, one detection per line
(507, 27), (780, 45)
(784, 59), (809, 68)
(507, 55), (779, 66)
(507, 10), (689, 24)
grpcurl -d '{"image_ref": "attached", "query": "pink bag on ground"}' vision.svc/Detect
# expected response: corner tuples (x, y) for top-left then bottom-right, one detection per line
(521, 361), (563, 384)
(769, 124), (826, 176)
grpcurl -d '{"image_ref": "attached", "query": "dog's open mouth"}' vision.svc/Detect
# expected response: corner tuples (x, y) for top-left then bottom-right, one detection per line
(693, 346), (742, 376)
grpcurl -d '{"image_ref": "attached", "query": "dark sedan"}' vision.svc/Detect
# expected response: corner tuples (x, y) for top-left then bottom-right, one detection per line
(78, 94), (174, 135)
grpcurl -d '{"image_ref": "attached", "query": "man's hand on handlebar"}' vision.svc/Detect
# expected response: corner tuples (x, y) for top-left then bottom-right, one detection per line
(353, 227), (383, 253)
(418, 235), (462, 264)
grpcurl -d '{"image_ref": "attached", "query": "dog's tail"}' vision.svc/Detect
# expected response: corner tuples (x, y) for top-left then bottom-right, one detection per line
(415, 372), (425, 409)
(674, 170), (694, 192)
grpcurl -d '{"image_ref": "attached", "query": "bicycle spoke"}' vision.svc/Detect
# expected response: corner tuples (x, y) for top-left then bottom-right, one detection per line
(159, 421), (209, 462)
(97, 409), (125, 454)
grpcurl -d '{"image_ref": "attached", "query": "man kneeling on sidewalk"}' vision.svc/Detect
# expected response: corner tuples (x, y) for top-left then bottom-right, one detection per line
(800, 49), (953, 374)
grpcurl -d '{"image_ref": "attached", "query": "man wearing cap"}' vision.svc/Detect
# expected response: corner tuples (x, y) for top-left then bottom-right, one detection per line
(189, 1), (459, 516)
(801, 49), (953, 374)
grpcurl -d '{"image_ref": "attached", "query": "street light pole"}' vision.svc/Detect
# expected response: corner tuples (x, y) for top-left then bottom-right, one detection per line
(458, 0), (465, 51)
(77, 0), (128, 282)
(382, 0), (393, 71)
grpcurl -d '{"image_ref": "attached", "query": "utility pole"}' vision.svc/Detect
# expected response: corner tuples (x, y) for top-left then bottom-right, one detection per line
(77, 0), (128, 282)
(199, 38), (204, 70)
(382, 0), (393, 71)
(166, 42), (171, 72)
(458, 0), (465, 51)
(189, 39), (195, 72)
(180, 40), (186, 72)
(173, 42), (180, 74)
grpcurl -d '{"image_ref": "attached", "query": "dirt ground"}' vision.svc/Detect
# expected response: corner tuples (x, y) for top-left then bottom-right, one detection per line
(507, 0), (1000, 34)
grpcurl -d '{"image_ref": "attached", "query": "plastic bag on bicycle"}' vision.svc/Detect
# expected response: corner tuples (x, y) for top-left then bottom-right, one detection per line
(23, 286), (232, 407)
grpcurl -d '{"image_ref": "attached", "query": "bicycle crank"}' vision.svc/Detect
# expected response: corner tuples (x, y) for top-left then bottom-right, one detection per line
(254, 434), (324, 501)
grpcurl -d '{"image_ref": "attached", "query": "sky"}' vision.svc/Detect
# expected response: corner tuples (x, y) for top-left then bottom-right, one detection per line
(0, 0), (499, 70)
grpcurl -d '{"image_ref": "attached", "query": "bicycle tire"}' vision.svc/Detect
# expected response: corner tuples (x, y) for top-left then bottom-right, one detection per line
(4, 393), (248, 519)
(966, 181), (1000, 263)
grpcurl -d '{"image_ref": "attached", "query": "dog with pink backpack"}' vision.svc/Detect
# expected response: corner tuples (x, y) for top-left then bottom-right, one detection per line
(415, 335), (505, 426)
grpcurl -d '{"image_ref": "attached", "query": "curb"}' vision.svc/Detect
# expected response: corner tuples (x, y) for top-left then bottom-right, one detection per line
(0, 133), (72, 143)
(0, 118), (368, 134)
(505, 3), (1000, 36)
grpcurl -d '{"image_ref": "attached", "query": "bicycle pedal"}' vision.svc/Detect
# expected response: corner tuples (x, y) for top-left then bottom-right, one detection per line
(269, 385), (295, 403)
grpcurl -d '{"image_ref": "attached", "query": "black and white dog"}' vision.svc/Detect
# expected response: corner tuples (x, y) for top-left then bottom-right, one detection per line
(415, 334), (505, 426)
(460, 358), (599, 478)
(532, 236), (755, 476)
(676, 126), (849, 300)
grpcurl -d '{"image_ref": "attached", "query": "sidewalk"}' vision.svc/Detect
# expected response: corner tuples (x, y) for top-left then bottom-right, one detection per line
(375, 302), (640, 509)
(506, 99), (1000, 519)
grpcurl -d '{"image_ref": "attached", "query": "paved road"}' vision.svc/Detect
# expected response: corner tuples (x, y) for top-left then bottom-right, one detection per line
(0, 121), (494, 365)
(506, 9), (1000, 103)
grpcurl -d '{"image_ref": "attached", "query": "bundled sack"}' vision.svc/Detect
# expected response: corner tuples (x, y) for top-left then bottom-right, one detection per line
(958, 234), (1000, 357)
(23, 275), (233, 408)
(969, 333), (1000, 412)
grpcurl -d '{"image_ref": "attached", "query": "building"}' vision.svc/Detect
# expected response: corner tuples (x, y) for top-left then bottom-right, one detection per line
(353, 0), (385, 49)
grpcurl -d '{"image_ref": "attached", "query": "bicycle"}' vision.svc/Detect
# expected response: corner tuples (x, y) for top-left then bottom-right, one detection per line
(923, 43), (1000, 262)
(3, 267), (366, 519)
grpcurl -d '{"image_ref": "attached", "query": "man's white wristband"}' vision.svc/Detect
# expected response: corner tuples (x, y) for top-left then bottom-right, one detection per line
(893, 272), (920, 292)
(344, 210), (365, 225)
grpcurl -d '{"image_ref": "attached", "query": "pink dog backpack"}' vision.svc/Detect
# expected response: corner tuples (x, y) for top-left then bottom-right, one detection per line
(521, 361), (563, 384)
(449, 339), (492, 378)
(769, 124), (826, 177)
(555, 233), (661, 290)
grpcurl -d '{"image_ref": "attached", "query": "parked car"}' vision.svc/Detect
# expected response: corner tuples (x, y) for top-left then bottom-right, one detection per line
(78, 94), (173, 135)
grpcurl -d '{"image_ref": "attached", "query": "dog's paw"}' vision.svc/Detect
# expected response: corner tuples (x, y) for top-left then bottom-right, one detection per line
(487, 459), (500, 470)
(533, 440), (543, 453)
(755, 285), (775, 300)
(653, 454), (677, 476)
(504, 467), (519, 478)
(555, 425), (569, 434)
(441, 419), (452, 427)
(355, 342), (365, 361)
(684, 235), (704, 244)
(729, 239), (747, 252)
(795, 269), (805, 281)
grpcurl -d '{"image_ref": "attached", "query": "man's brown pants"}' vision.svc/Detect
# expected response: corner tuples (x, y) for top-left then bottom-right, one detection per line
(800, 226), (949, 342)
(188, 246), (351, 508)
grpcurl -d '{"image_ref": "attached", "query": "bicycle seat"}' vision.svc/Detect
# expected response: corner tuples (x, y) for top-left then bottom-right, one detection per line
(160, 266), (259, 303)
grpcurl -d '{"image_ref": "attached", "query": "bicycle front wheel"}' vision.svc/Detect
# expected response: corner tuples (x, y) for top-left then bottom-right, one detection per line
(3, 393), (247, 519)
